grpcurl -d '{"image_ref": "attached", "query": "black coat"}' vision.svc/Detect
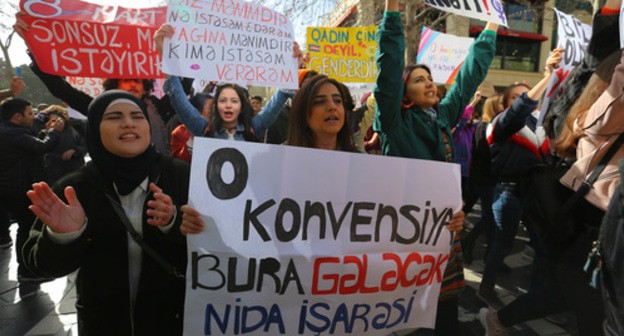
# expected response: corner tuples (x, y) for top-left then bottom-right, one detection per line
(600, 158), (624, 336)
(23, 157), (190, 336)
(0, 122), (60, 197)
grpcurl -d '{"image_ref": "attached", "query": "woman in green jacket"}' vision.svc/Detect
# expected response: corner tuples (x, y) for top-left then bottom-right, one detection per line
(374, 0), (498, 334)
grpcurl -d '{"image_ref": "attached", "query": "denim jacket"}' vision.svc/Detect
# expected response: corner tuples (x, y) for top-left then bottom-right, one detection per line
(164, 76), (293, 139)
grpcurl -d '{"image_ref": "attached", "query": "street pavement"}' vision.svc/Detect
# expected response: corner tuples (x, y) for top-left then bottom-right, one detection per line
(0, 203), (579, 336)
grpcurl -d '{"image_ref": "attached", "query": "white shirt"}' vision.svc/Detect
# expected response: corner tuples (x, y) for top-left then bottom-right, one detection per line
(48, 178), (177, 304)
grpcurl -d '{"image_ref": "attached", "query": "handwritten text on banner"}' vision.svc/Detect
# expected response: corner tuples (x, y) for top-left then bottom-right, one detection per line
(184, 138), (462, 335)
(417, 28), (474, 85)
(19, 0), (165, 78)
(423, 0), (508, 27)
(306, 26), (379, 83)
(163, 0), (298, 89)
(539, 9), (591, 124)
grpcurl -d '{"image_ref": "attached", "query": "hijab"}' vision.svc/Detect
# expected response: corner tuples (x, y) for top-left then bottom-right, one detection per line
(86, 90), (161, 195)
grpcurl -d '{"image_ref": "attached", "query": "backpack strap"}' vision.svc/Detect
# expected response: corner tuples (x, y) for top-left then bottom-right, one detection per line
(579, 132), (624, 193)
(561, 132), (624, 214)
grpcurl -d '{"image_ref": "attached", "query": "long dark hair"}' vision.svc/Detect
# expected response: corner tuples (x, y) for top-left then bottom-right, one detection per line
(287, 75), (356, 152)
(402, 64), (432, 106)
(206, 83), (256, 141)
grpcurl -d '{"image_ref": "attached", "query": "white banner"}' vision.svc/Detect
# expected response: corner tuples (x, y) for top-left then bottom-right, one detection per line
(67, 77), (105, 98)
(539, 9), (591, 124)
(183, 138), (462, 335)
(417, 27), (474, 85)
(423, 0), (508, 27)
(163, 0), (298, 89)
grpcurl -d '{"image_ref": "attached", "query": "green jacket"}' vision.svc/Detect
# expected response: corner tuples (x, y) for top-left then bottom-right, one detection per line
(374, 11), (496, 161)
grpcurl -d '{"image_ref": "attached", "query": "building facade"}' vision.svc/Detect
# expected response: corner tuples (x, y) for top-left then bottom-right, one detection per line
(322, 0), (593, 92)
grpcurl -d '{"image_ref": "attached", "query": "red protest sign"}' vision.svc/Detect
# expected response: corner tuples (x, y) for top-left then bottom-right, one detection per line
(19, 0), (166, 78)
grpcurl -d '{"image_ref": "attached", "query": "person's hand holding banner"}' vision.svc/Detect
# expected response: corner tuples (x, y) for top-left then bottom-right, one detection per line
(154, 23), (175, 58)
(13, 11), (29, 39)
(15, 0), (166, 78)
(424, 0), (508, 27)
(183, 138), (463, 335)
(180, 205), (205, 235)
(544, 48), (565, 77)
(446, 211), (465, 233)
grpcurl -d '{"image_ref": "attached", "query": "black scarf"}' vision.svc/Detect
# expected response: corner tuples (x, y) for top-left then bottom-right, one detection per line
(86, 90), (161, 195)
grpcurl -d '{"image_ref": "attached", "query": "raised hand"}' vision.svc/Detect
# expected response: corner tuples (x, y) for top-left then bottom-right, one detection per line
(27, 182), (86, 234)
(13, 11), (29, 39)
(46, 117), (65, 132)
(154, 23), (175, 57)
(180, 205), (205, 235)
(292, 41), (305, 68)
(11, 77), (26, 96)
(146, 183), (175, 227)
(545, 48), (564, 76)
(470, 91), (482, 107)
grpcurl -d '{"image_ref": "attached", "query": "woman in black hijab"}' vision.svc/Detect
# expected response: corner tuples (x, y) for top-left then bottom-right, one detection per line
(23, 90), (190, 335)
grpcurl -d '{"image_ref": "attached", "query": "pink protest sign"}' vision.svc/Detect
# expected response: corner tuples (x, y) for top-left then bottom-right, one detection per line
(417, 27), (474, 85)
(19, 0), (166, 78)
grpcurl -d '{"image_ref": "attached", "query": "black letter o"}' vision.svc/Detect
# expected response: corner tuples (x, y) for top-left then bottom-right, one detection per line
(206, 148), (248, 200)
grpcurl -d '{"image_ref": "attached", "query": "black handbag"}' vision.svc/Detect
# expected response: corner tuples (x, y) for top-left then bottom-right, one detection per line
(523, 133), (624, 246)
(523, 157), (575, 245)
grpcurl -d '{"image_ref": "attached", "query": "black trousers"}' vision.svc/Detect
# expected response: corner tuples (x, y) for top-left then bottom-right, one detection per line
(0, 193), (37, 279)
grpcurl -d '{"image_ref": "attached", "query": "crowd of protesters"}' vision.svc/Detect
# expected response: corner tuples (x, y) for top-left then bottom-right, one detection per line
(1, 0), (623, 334)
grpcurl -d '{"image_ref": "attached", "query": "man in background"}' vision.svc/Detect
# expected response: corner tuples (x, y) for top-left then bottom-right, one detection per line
(0, 97), (63, 297)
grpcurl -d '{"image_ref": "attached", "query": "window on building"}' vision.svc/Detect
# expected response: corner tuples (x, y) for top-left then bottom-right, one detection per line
(492, 36), (541, 72)
(470, 0), (544, 73)
(506, 3), (542, 33)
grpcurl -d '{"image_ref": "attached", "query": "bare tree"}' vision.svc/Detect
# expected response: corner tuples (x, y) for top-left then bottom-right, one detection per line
(0, 2), (19, 81)
(357, 0), (450, 64)
(404, 2), (450, 64)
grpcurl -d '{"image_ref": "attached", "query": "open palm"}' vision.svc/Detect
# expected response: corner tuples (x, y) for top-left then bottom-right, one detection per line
(27, 182), (86, 234)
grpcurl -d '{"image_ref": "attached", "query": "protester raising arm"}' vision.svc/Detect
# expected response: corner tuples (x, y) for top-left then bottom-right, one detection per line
(453, 91), (481, 136)
(14, 12), (179, 120)
(490, 48), (563, 143)
(0, 78), (22, 101)
(155, 23), (301, 137)
(374, 0), (497, 161)
(0, 77), (27, 101)
(14, 12), (95, 114)
(544, 0), (622, 138)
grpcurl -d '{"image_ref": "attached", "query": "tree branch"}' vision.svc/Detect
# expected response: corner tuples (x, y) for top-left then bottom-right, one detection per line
(430, 12), (451, 28)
